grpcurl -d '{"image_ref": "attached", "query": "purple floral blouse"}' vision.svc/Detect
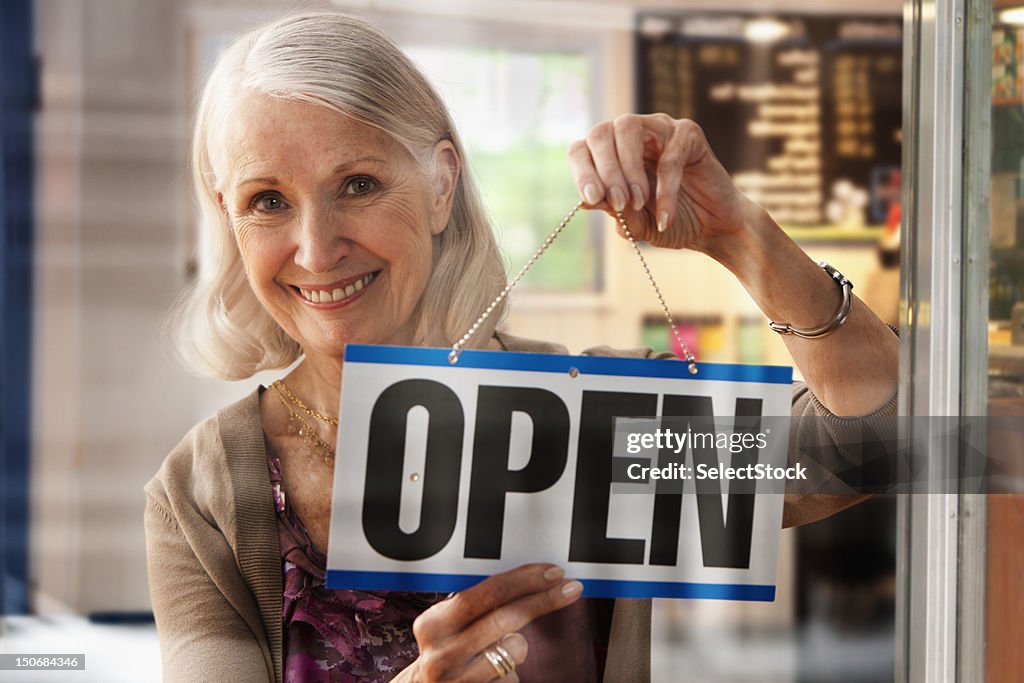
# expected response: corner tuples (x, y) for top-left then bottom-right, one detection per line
(268, 455), (615, 682)
(269, 456), (448, 682)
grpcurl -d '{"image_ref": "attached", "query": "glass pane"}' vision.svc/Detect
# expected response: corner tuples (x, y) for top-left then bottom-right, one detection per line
(985, 5), (1024, 681)
(8, 5), (913, 683)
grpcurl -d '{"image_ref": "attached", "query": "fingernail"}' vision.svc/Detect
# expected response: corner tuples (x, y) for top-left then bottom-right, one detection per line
(630, 184), (644, 211)
(609, 186), (627, 213)
(658, 211), (669, 233)
(562, 580), (584, 598)
(543, 566), (565, 582)
(583, 183), (601, 206)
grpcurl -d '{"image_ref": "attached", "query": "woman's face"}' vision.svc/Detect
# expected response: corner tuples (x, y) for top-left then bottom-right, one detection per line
(215, 94), (457, 360)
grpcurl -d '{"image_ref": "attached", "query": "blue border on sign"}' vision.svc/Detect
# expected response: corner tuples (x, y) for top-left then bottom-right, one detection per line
(343, 345), (792, 385)
(326, 570), (775, 601)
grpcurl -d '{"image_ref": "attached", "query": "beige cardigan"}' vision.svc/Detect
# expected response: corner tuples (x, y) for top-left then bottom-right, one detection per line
(144, 332), (897, 682)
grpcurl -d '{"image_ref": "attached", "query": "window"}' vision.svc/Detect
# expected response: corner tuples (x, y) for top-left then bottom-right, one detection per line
(404, 44), (602, 292)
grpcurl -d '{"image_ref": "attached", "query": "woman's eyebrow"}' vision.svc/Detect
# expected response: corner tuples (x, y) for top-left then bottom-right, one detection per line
(331, 156), (386, 174)
(237, 175), (279, 189)
(235, 156), (388, 190)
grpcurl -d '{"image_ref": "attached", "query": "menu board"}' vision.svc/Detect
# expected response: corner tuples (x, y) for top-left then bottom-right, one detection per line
(636, 14), (902, 227)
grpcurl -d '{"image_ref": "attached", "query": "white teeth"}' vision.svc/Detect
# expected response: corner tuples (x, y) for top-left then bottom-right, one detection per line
(299, 273), (376, 303)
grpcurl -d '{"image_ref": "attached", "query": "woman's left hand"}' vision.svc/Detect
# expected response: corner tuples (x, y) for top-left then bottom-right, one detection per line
(567, 113), (760, 252)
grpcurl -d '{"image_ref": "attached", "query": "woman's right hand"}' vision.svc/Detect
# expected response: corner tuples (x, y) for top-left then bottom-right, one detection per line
(394, 563), (583, 682)
(568, 113), (760, 256)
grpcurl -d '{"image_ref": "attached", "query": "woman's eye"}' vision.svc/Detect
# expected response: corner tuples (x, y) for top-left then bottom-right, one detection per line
(251, 192), (287, 212)
(346, 176), (378, 196)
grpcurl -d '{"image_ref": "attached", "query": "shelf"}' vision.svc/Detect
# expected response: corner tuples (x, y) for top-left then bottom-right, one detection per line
(781, 225), (886, 243)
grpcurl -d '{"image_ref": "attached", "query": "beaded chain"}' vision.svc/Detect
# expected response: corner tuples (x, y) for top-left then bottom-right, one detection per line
(448, 202), (698, 375)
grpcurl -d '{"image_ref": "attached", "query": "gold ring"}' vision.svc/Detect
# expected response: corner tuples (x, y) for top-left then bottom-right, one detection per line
(483, 642), (516, 678)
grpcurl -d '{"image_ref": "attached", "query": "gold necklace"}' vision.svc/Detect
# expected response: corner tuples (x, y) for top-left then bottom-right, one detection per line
(272, 380), (336, 467)
(272, 379), (339, 426)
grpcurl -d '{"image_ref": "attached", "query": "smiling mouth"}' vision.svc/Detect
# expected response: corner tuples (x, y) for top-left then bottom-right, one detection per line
(296, 271), (379, 304)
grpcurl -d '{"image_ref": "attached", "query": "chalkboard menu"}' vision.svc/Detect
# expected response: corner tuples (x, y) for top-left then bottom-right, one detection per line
(636, 14), (901, 227)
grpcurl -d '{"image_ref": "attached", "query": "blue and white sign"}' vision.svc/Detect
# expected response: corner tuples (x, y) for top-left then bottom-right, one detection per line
(326, 345), (794, 601)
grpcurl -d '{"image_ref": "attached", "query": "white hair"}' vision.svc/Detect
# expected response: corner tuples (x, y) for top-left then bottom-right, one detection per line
(168, 11), (509, 380)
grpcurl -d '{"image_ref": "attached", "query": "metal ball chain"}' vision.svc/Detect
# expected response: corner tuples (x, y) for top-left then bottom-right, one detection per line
(613, 211), (698, 375)
(448, 202), (583, 365)
(449, 202), (699, 375)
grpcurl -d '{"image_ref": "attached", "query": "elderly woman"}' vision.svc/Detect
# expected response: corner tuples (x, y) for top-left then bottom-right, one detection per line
(144, 11), (898, 683)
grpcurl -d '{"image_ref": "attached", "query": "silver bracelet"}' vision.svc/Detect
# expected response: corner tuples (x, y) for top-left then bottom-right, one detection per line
(768, 261), (853, 339)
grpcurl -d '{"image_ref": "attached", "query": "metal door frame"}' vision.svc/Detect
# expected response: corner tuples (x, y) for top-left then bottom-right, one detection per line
(897, 0), (989, 680)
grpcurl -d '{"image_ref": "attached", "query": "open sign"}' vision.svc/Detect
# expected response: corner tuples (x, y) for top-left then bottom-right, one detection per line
(326, 345), (793, 601)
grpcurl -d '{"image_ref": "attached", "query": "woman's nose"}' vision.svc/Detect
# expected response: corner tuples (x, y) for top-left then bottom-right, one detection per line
(293, 205), (351, 274)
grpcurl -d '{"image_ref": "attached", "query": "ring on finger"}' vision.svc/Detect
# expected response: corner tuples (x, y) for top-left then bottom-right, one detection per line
(482, 642), (516, 678)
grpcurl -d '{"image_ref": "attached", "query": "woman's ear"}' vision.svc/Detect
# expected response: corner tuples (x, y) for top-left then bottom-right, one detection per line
(430, 140), (461, 236)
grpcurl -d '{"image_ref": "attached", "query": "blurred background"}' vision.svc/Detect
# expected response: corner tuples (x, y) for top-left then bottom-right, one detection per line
(0, 0), (1020, 681)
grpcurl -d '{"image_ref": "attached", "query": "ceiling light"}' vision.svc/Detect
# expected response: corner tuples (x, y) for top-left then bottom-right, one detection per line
(999, 7), (1024, 25)
(745, 18), (790, 43)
